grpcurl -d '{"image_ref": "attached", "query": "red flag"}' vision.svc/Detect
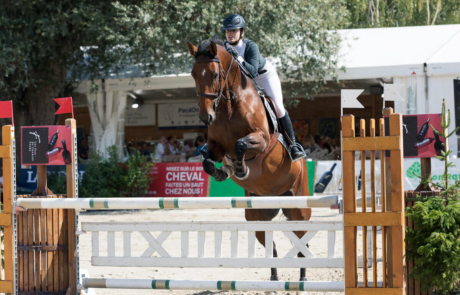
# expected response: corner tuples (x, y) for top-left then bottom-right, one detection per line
(0, 101), (14, 126)
(54, 97), (74, 118)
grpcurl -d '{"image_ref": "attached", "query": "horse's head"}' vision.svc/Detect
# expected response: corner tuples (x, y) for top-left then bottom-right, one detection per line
(187, 36), (232, 125)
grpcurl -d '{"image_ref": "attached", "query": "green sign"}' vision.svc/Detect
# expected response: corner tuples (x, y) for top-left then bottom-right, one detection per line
(406, 161), (421, 179)
(209, 161), (316, 197)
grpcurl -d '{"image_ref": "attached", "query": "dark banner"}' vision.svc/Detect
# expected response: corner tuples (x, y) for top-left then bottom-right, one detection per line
(22, 126), (73, 165)
(384, 113), (445, 158)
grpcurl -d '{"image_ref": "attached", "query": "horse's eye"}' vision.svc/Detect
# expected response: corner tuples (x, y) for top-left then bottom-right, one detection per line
(213, 73), (218, 80)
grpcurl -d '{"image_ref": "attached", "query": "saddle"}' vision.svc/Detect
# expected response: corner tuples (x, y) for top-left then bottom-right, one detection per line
(258, 91), (290, 153)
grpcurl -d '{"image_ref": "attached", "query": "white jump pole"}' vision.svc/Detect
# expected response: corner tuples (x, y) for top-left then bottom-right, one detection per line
(16, 196), (340, 210)
(82, 278), (345, 292)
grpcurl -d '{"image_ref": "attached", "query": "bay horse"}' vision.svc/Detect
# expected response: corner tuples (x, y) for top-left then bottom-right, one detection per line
(187, 36), (312, 281)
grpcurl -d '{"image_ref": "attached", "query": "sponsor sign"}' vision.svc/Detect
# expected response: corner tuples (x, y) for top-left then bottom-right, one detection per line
(158, 103), (206, 129)
(314, 158), (460, 194)
(146, 163), (210, 197)
(384, 113), (445, 158)
(21, 126), (73, 166)
(18, 165), (86, 194)
(126, 104), (156, 126)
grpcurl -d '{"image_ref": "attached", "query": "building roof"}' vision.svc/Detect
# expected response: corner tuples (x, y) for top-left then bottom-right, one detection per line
(337, 24), (460, 80)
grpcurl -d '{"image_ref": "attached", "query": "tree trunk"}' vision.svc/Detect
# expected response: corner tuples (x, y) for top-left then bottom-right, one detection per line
(375, 0), (380, 26)
(426, 0), (431, 25)
(13, 64), (67, 185)
(431, 0), (441, 25)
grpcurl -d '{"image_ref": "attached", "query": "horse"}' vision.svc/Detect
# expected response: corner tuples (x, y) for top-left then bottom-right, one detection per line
(187, 35), (312, 281)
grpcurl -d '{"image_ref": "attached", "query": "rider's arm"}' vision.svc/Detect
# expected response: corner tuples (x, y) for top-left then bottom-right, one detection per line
(241, 42), (260, 78)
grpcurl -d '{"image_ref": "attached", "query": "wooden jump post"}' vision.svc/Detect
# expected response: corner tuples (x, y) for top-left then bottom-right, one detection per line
(2, 119), (79, 295)
(342, 114), (406, 293)
(1, 124), (16, 295)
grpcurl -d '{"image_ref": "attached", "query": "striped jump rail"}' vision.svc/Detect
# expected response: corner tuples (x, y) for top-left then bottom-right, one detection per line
(15, 196), (339, 210)
(82, 278), (345, 292)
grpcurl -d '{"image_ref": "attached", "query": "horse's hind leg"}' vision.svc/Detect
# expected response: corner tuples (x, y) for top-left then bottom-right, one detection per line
(282, 160), (313, 281)
(282, 208), (312, 281)
(245, 208), (280, 281)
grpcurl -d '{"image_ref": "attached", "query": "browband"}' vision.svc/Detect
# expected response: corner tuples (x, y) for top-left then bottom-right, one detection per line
(195, 59), (220, 63)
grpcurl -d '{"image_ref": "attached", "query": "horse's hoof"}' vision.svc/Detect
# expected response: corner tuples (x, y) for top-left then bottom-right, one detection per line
(235, 167), (250, 180)
(215, 177), (227, 182)
(270, 275), (279, 281)
(214, 170), (228, 182)
(299, 277), (307, 281)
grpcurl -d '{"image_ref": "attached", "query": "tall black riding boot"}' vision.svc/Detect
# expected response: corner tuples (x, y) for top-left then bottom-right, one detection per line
(279, 113), (306, 162)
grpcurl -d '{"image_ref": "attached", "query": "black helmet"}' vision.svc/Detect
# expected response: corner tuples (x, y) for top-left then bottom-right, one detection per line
(221, 14), (246, 31)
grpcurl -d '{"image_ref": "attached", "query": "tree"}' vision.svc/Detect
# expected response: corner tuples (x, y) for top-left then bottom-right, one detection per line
(345, 0), (460, 28)
(0, 0), (348, 136)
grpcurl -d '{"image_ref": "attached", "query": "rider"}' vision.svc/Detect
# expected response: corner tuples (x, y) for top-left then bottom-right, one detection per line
(221, 14), (306, 162)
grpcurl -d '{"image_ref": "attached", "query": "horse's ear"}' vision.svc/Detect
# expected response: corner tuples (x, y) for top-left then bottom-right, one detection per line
(209, 42), (218, 56)
(187, 42), (197, 56)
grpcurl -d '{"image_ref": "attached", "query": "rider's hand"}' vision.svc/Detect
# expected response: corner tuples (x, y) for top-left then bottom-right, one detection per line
(227, 46), (244, 63)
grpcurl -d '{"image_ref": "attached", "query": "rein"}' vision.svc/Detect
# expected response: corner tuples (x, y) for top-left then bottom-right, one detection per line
(195, 56), (235, 109)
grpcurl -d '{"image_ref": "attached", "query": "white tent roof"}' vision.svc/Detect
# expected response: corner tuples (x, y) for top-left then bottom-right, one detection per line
(337, 24), (460, 80)
(76, 24), (460, 93)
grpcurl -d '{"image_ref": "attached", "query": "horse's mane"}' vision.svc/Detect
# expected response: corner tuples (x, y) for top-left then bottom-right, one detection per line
(196, 35), (225, 58)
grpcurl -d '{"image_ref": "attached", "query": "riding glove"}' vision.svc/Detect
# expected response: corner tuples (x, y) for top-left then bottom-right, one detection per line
(226, 46), (245, 63)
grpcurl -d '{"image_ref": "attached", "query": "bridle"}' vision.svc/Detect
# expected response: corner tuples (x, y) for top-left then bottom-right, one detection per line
(195, 56), (235, 109)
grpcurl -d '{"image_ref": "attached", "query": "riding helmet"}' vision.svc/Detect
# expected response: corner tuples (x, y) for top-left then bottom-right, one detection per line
(221, 14), (246, 31)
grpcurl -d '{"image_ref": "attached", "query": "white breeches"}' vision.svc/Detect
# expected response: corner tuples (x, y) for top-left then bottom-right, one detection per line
(253, 61), (286, 118)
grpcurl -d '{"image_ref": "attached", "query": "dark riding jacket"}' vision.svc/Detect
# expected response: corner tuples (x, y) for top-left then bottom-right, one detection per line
(224, 39), (267, 78)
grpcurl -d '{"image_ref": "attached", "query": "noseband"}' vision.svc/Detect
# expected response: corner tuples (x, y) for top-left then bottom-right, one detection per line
(195, 57), (235, 109)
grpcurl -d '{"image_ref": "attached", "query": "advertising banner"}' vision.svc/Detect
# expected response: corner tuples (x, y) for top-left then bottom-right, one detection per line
(21, 126), (73, 166)
(314, 158), (460, 195)
(384, 113), (445, 158)
(146, 162), (210, 197)
(158, 103), (206, 129)
(126, 104), (156, 126)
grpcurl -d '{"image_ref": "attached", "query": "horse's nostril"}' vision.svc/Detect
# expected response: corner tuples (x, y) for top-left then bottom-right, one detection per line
(208, 115), (212, 123)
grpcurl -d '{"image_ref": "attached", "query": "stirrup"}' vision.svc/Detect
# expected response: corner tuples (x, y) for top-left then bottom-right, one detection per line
(288, 143), (307, 162)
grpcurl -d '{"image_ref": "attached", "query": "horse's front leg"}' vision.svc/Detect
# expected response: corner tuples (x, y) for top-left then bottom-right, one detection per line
(202, 142), (234, 182)
(234, 130), (268, 180)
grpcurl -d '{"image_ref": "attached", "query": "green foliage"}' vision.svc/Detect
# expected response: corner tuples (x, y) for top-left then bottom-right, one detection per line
(346, 0), (460, 28)
(47, 166), (70, 194)
(406, 195), (460, 291)
(77, 146), (154, 198)
(45, 146), (154, 198)
(122, 151), (155, 198)
(406, 99), (460, 291)
(0, 0), (348, 108)
(79, 146), (125, 198)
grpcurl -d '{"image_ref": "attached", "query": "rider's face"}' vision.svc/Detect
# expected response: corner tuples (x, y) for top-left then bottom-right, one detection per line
(225, 29), (242, 43)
